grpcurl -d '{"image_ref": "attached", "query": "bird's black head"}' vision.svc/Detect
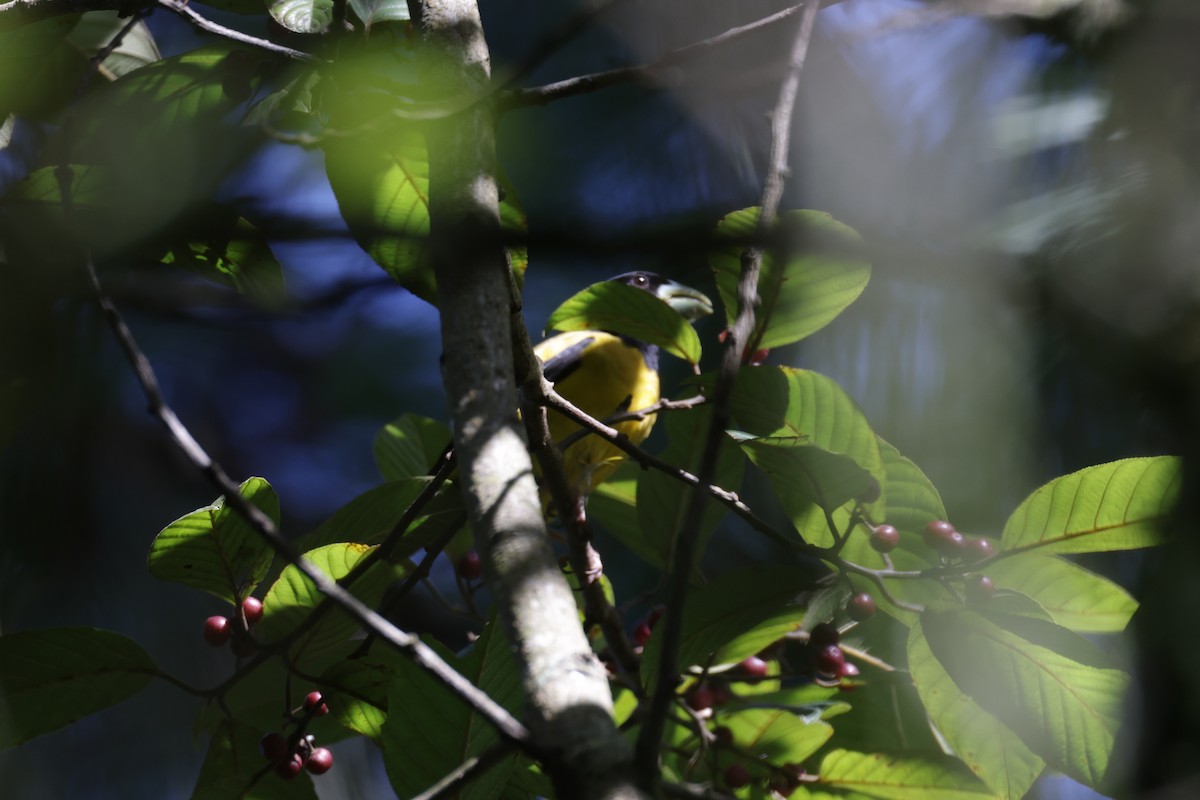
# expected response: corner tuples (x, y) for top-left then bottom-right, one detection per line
(608, 271), (714, 322)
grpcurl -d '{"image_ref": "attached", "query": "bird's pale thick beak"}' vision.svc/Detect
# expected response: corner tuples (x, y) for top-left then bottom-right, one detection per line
(657, 280), (714, 322)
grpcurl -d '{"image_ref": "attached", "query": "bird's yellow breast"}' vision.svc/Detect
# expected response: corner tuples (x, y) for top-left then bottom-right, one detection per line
(534, 330), (660, 499)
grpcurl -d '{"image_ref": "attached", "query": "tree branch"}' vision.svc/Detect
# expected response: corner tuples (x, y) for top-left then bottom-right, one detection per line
(86, 258), (531, 749)
(634, 1), (821, 786)
(157, 0), (318, 62)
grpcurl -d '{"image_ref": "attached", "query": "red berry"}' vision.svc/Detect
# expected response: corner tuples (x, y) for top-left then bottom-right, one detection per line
(966, 574), (996, 603)
(923, 520), (964, 554)
(718, 328), (731, 343)
(686, 685), (715, 711)
(457, 551), (483, 581)
(275, 752), (304, 779)
(241, 596), (264, 625)
(848, 592), (876, 622)
(747, 348), (770, 365)
(870, 524), (900, 553)
(259, 732), (288, 761)
(306, 747), (334, 775)
(809, 622), (839, 648)
(304, 691), (329, 716)
(724, 763), (752, 789)
(813, 644), (846, 676)
(964, 537), (996, 563)
(633, 621), (653, 646)
(739, 656), (769, 678)
(203, 616), (231, 647)
(710, 683), (733, 707)
(838, 660), (861, 692)
(713, 727), (734, 746)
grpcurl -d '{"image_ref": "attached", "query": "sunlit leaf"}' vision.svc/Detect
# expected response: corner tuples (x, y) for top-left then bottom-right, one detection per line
(321, 649), (405, 742)
(373, 413), (451, 480)
(349, 0), (411, 29)
(986, 554), (1136, 633)
(257, 543), (404, 668)
(909, 622), (1044, 800)
(800, 749), (993, 800)
(737, 434), (874, 548)
(723, 707), (833, 765)
(147, 477), (277, 604)
(326, 123), (526, 305)
(1002, 457), (1179, 554)
(0, 628), (156, 749)
(729, 367), (883, 548)
(545, 280), (703, 364)
(269, 0), (335, 33)
(920, 605), (1128, 789)
(711, 208), (870, 349)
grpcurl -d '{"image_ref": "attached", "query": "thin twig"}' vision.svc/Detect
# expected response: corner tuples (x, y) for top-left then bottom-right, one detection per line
(411, 740), (517, 800)
(505, 3), (811, 109)
(87, 262), (531, 749)
(157, 0), (318, 62)
(634, 2), (821, 787)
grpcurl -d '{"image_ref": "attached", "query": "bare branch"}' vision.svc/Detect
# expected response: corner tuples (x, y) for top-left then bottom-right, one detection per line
(157, 0), (319, 62)
(87, 259), (532, 749)
(634, 1), (821, 785)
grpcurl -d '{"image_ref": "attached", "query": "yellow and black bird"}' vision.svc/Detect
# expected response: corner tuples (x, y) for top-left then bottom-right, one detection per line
(533, 271), (713, 509)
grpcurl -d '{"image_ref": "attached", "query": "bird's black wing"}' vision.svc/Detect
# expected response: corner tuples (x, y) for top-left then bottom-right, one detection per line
(540, 336), (594, 384)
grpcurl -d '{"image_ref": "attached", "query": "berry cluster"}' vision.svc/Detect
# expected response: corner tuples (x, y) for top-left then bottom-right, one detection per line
(203, 597), (263, 657)
(808, 622), (860, 688)
(259, 691), (334, 779)
(868, 519), (998, 603)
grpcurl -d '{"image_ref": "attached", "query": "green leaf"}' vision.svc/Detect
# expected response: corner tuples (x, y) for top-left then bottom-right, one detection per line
(837, 440), (955, 624)
(640, 565), (814, 688)
(637, 406), (743, 566)
(301, 478), (464, 555)
(986, 554), (1136, 633)
(192, 718), (317, 799)
(382, 621), (524, 800)
(0, 628), (156, 749)
(588, 461), (663, 568)
(738, 435), (875, 548)
(147, 477), (278, 604)
(711, 208), (870, 349)
(729, 367), (883, 548)
(800, 749), (993, 800)
(321, 649), (404, 742)
(920, 605), (1128, 789)
(162, 215), (285, 305)
(545, 280), (703, 364)
(269, 0), (335, 33)
(1002, 456), (1179, 554)
(373, 413), (451, 480)
(349, 0), (411, 29)
(722, 707), (833, 764)
(68, 11), (160, 80)
(909, 622), (1044, 800)
(257, 543), (404, 668)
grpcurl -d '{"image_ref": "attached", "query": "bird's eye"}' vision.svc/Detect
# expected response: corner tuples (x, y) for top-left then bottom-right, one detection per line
(634, 275), (647, 286)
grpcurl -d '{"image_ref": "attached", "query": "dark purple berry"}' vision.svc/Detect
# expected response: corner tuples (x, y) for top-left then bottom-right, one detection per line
(241, 596), (264, 625)
(203, 616), (231, 647)
(813, 644), (846, 676)
(275, 752), (304, 779)
(809, 622), (839, 648)
(848, 592), (876, 622)
(964, 537), (997, 563)
(457, 551), (483, 581)
(870, 524), (900, 553)
(724, 763), (752, 789)
(259, 732), (288, 761)
(304, 691), (329, 716)
(739, 656), (769, 678)
(306, 747), (334, 775)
